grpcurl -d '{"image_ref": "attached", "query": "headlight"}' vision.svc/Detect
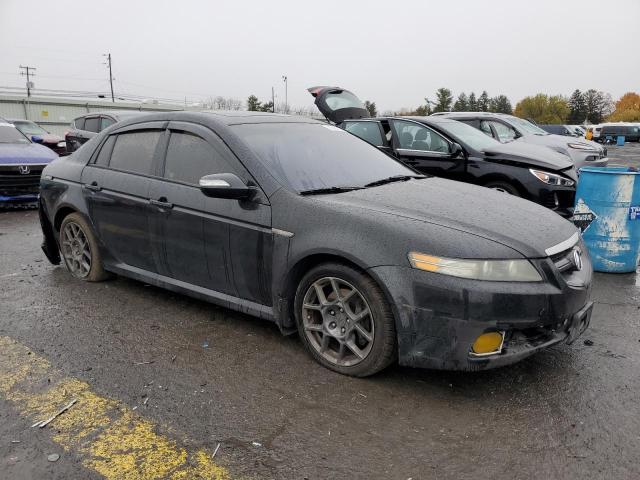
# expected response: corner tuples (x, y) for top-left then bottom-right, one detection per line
(568, 142), (598, 152)
(57, 141), (66, 147)
(408, 252), (542, 282)
(529, 169), (575, 187)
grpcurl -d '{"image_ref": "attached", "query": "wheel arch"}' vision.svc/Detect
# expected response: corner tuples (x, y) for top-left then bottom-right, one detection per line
(277, 252), (398, 334)
(477, 173), (528, 198)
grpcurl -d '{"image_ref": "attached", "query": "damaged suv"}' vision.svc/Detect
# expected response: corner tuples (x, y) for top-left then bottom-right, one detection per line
(39, 111), (593, 376)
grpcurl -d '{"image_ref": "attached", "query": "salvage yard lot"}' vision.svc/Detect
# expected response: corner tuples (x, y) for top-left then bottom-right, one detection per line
(0, 144), (639, 479)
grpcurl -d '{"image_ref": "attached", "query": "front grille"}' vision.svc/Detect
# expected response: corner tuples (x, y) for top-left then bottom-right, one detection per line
(0, 165), (43, 196)
(540, 190), (575, 210)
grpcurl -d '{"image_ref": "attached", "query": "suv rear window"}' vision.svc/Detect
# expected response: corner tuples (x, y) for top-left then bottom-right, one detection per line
(100, 117), (115, 131)
(74, 117), (85, 130)
(108, 131), (162, 175)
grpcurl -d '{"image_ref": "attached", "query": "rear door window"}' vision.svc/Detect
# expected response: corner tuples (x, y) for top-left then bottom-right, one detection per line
(487, 121), (517, 142)
(74, 117), (85, 130)
(108, 130), (162, 175)
(344, 121), (385, 146)
(84, 117), (100, 133)
(391, 120), (451, 153)
(100, 117), (115, 132)
(93, 136), (116, 166)
(163, 131), (234, 184)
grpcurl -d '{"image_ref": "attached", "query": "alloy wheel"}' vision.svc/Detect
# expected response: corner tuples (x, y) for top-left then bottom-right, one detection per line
(301, 277), (375, 367)
(61, 221), (92, 278)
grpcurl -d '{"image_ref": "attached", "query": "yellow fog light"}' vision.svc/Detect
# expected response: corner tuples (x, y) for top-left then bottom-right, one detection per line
(471, 332), (504, 356)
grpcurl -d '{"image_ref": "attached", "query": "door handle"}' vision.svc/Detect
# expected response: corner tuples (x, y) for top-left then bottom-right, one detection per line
(84, 181), (101, 192)
(149, 197), (174, 209)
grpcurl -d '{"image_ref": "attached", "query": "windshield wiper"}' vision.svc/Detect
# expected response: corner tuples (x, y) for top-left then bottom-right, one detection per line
(299, 186), (363, 196)
(364, 175), (425, 188)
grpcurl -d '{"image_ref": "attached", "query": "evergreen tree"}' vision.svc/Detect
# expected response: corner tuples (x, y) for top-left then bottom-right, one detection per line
(364, 101), (377, 117)
(259, 101), (274, 112)
(567, 90), (587, 124)
(453, 92), (469, 111)
(478, 91), (490, 112)
(489, 95), (513, 114)
(468, 92), (478, 112)
(432, 88), (453, 112)
(247, 95), (261, 111)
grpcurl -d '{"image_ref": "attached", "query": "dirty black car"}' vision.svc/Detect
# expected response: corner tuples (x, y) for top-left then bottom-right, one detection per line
(309, 86), (578, 217)
(39, 111), (593, 376)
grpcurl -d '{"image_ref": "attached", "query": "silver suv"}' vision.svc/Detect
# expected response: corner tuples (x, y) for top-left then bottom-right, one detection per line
(433, 112), (608, 170)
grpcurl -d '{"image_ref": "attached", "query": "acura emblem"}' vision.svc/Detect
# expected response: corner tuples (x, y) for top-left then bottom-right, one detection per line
(572, 248), (583, 271)
(18, 165), (30, 175)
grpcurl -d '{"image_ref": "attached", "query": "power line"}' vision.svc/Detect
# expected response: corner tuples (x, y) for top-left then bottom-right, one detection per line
(19, 65), (36, 97)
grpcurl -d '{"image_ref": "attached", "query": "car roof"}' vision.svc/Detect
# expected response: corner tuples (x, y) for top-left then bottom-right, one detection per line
(432, 111), (513, 118)
(75, 110), (146, 120)
(105, 110), (322, 131)
(358, 115), (459, 126)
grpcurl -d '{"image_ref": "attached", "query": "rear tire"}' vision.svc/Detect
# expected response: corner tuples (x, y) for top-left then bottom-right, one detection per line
(294, 262), (396, 377)
(483, 181), (521, 197)
(59, 212), (110, 282)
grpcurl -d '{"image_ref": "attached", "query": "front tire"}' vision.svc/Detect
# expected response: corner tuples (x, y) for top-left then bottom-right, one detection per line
(59, 212), (109, 282)
(294, 262), (396, 377)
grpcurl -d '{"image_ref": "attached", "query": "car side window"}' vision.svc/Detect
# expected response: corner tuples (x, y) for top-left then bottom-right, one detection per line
(163, 131), (235, 185)
(488, 121), (517, 142)
(479, 121), (494, 138)
(84, 117), (100, 133)
(93, 136), (116, 166)
(108, 130), (162, 175)
(344, 121), (385, 147)
(100, 117), (115, 132)
(74, 117), (85, 130)
(392, 120), (450, 153)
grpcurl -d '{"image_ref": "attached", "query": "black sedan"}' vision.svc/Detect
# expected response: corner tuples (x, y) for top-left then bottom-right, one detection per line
(309, 86), (578, 216)
(39, 111), (593, 376)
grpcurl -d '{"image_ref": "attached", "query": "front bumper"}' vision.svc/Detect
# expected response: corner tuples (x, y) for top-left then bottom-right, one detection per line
(0, 193), (39, 203)
(368, 247), (593, 371)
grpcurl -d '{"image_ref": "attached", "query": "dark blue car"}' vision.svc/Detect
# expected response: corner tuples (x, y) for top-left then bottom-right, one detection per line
(0, 120), (58, 204)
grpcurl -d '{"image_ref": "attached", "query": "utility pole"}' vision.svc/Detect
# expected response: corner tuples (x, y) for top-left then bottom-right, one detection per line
(103, 53), (114, 102)
(19, 65), (36, 97)
(272, 87), (275, 113)
(282, 75), (288, 114)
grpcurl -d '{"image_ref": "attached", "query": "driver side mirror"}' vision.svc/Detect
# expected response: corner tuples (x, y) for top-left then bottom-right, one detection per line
(450, 142), (464, 158)
(199, 173), (257, 200)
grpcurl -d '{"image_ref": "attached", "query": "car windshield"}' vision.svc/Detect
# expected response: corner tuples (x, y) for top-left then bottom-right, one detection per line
(505, 116), (549, 135)
(233, 123), (415, 192)
(435, 120), (500, 151)
(13, 121), (48, 136)
(0, 124), (30, 144)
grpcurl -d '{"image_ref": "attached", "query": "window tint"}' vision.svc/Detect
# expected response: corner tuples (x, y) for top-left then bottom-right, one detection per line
(94, 136), (116, 166)
(74, 117), (85, 130)
(164, 132), (231, 184)
(100, 117), (115, 131)
(109, 131), (161, 175)
(392, 120), (451, 153)
(488, 121), (517, 142)
(344, 121), (384, 146)
(232, 123), (413, 192)
(84, 117), (100, 133)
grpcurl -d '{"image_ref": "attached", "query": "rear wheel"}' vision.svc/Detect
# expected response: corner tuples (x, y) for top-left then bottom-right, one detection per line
(294, 262), (396, 377)
(59, 213), (109, 282)
(483, 180), (521, 196)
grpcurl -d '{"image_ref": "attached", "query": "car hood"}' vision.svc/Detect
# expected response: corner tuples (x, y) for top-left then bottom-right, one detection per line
(323, 178), (577, 258)
(518, 133), (603, 154)
(0, 142), (58, 164)
(482, 141), (574, 171)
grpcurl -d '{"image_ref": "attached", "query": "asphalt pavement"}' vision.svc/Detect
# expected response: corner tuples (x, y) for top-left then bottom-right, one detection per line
(1, 144), (639, 480)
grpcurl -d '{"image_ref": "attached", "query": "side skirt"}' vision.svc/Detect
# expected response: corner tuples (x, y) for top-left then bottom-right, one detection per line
(107, 263), (275, 322)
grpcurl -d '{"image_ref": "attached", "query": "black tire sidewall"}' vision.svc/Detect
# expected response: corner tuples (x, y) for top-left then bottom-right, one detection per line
(294, 262), (396, 377)
(484, 181), (520, 196)
(59, 213), (108, 282)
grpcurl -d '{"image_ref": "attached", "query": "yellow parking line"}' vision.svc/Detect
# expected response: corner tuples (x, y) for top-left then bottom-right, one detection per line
(0, 336), (230, 479)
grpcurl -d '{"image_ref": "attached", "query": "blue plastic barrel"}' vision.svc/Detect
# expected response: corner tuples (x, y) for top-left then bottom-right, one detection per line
(573, 167), (640, 273)
(617, 135), (626, 146)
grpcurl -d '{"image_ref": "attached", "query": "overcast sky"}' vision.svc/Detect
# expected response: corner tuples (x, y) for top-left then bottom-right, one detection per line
(1, 0), (638, 112)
